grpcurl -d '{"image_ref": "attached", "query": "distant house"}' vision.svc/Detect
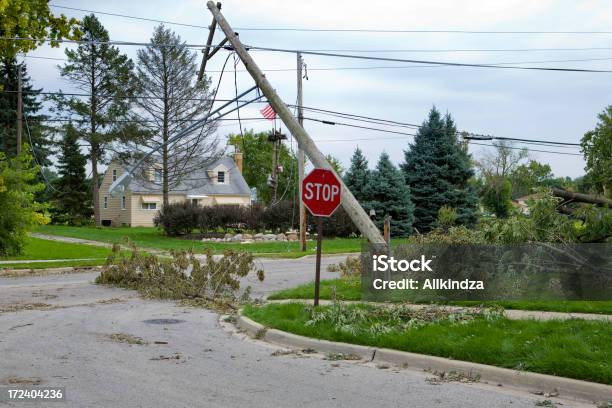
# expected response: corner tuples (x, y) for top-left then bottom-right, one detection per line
(99, 152), (250, 227)
(511, 193), (541, 215)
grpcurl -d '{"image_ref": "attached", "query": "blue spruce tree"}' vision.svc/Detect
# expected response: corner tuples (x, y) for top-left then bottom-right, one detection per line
(401, 107), (478, 232)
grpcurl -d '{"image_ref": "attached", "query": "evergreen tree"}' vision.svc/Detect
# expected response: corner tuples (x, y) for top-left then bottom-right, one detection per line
(51, 124), (92, 225)
(363, 152), (414, 237)
(344, 147), (370, 202)
(51, 14), (134, 225)
(0, 60), (53, 163)
(401, 107), (478, 232)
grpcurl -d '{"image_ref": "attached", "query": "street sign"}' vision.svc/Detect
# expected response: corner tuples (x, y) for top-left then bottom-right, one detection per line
(301, 168), (342, 306)
(302, 168), (342, 217)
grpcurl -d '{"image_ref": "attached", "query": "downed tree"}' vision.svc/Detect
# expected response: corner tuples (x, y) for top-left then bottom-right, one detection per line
(552, 188), (612, 207)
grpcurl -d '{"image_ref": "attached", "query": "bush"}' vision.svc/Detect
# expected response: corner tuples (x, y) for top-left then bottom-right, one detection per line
(154, 201), (199, 236)
(0, 151), (49, 256)
(154, 200), (361, 238)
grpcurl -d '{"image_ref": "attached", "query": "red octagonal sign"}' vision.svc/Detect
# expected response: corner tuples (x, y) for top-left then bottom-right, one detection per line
(302, 168), (342, 217)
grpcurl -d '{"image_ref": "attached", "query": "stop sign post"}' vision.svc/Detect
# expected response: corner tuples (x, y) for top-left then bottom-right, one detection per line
(302, 168), (342, 306)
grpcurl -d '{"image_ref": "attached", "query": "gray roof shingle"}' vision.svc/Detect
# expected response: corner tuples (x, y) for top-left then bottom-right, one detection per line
(126, 156), (250, 196)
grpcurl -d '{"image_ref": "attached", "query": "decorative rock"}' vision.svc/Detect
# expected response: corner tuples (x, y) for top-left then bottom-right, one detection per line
(224, 233), (233, 239)
(243, 233), (253, 240)
(254, 233), (264, 238)
(230, 234), (243, 242)
(286, 233), (298, 241)
(263, 234), (277, 241)
(276, 233), (287, 241)
(241, 240), (254, 244)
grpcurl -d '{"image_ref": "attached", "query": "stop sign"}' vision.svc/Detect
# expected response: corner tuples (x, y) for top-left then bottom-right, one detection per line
(302, 168), (342, 217)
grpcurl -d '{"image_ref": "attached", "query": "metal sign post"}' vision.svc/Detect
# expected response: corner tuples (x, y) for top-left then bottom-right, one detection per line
(302, 168), (342, 306)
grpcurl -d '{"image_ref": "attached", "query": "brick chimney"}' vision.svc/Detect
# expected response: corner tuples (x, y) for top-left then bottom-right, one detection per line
(233, 148), (243, 174)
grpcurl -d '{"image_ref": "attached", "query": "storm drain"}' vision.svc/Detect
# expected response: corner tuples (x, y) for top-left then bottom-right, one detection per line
(143, 319), (185, 325)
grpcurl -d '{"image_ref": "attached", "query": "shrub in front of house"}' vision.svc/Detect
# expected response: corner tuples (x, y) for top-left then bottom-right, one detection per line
(155, 201), (361, 237)
(154, 201), (200, 236)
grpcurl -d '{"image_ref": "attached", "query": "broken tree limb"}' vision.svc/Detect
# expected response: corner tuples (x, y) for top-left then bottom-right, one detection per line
(552, 188), (612, 207)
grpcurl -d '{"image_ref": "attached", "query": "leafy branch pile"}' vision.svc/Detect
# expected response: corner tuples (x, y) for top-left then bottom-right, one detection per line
(305, 302), (503, 336)
(96, 243), (264, 311)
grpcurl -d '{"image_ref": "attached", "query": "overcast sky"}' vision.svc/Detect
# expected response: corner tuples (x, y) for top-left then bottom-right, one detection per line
(25, 0), (612, 178)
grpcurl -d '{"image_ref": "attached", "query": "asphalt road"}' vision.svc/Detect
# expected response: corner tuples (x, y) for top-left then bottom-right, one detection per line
(0, 257), (587, 407)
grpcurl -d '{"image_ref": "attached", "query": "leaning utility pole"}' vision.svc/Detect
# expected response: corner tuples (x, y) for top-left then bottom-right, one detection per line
(297, 52), (307, 251)
(207, 1), (386, 245)
(16, 67), (22, 155)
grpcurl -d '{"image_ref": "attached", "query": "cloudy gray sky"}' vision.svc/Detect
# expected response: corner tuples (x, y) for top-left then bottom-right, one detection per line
(26, 0), (612, 178)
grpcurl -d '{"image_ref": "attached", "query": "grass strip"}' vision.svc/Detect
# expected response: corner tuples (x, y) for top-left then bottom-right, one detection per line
(244, 302), (612, 384)
(268, 278), (612, 315)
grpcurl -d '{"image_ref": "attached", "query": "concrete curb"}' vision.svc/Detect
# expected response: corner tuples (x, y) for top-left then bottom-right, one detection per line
(237, 312), (612, 404)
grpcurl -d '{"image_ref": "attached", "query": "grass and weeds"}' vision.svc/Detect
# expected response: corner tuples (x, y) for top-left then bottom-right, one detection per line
(0, 237), (140, 272)
(35, 225), (372, 257)
(269, 277), (612, 315)
(2, 237), (113, 261)
(243, 302), (612, 384)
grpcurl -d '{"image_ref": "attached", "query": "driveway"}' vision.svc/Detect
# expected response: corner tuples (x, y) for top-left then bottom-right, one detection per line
(0, 258), (585, 407)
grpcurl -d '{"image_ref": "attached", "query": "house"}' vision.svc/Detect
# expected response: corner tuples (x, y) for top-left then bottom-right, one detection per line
(99, 152), (250, 227)
(511, 193), (541, 215)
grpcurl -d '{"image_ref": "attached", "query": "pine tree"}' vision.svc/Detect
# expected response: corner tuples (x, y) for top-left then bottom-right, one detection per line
(51, 14), (134, 225)
(363, 152), (414, 237)
(51, 124), (92, 225)
(344, 147), (370, 203)
(0, 60), (53, 163)
(401, 107), (478, 232)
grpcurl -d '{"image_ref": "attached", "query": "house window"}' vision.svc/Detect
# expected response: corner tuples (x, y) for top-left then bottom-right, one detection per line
(217, 171), (225, 184)
(154, 168), (162, 183)
(112, 169), (117, 182)
(191, 199), (198, 206)
(141, 202), (157, 210)
(103, 196), (108, 209)
(121, 196), (126, 210)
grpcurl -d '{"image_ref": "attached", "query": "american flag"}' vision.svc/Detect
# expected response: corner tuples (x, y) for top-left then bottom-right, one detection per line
(260, 104), (277, 120)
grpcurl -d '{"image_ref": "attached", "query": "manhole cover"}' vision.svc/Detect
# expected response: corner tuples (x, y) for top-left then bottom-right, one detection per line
(143, 319), (185, 325)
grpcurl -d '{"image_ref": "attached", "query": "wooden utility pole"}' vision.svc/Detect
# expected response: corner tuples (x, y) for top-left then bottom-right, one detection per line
(16, 67), (22, 155)
(207, 1), (386, 245)
(297, 52), (307, 251)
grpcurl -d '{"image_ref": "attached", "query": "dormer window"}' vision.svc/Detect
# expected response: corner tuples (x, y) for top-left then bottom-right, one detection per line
(217, 171), (225, 184)
(154, 168), (162, 183)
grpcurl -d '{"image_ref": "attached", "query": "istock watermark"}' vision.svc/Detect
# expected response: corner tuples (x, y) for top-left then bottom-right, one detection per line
(361, 243), (612, 302)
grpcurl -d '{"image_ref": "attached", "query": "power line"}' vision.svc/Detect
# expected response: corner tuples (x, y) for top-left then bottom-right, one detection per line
(248, 46), (612, 73)
(47, 5), (612, 35)
(304, 117), (582, 156)
(8, 37), (612, 72)
(297, 107), (581, 147)
(24, 54), (612, 72)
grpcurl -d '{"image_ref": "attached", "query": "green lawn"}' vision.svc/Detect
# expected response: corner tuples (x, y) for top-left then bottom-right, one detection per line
(268, 278), (612, 315)
(35, 225), (370, 257)
(0, 237), (131, 271)
(244, 302), (612, 384)
(3, 237), (113, 261)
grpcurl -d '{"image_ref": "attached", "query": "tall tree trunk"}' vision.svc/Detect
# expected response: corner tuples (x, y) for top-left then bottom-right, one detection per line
(91, 143), (100, 225)
(162, 55), (169, 207)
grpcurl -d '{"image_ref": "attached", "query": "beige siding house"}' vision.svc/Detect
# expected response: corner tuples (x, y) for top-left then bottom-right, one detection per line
(99, 153), (250, 227)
